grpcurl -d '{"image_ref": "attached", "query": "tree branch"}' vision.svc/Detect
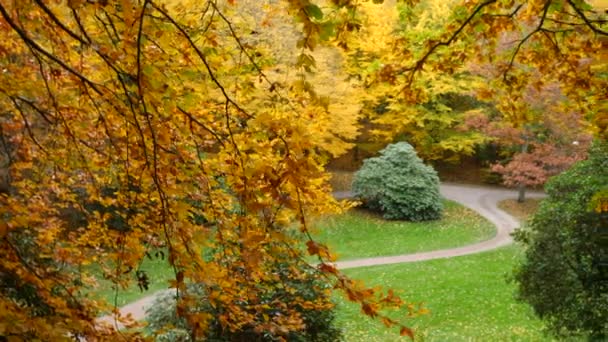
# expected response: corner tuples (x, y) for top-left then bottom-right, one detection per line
(32, 0), (89, 45)
(567, 0), (608, 36)
(0, 3), (102, 95)
(398, 0), (498, 82)
(177, 106), (226, 148)
(503, 1), (551, 81)
(148, 1), (253, 120)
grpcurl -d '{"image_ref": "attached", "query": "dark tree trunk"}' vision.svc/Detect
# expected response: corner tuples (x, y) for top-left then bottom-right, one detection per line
(517, 138), (530, 203)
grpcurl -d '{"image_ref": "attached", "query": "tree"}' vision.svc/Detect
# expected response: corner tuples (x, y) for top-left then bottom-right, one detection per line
(461, 78), (592, 201)
(461, 28), (595, 200)
(490, 138), (589, 201)
(0, 0), (414, 340)
(389, 0), (608, 140)
(512, 141), (608, 339)
(344, 0), (491, 163)
(366, 0), (605, 198)
(352, 142), (443, 221)
(340, 0), (605, 171)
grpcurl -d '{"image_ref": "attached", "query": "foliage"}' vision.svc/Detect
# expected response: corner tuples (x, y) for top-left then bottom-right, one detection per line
(345, 0), (491, 162)
(146, 262), (343, 342)
(395, 0), (608, 140)
(464, 63), (593, 197)
(0, 0), (414, 339)
(352, 142), (442, 221)
(490, 140), (588, 188)
(513, 141), (608, 339)
(344, 0), (607, 167)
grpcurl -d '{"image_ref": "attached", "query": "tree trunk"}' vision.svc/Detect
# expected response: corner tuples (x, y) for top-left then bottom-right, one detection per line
(517, 183), (526, 203)
(517, 138), (530, 203)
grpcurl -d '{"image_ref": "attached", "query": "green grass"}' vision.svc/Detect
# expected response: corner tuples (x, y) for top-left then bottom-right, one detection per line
(335, 246), (554, 341)
(93, 255), (175, 307)
(95, 200), (495, 306)
(93, 201), (552, 342)
(312, 200), (496, 260)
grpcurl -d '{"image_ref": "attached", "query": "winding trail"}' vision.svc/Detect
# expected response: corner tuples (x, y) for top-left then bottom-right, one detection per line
(99, 183), (544, 325)
(335, 183), (544, 269)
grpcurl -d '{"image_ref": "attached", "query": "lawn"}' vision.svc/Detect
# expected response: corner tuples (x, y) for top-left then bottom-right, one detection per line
(94, 198), (549, 342)
(93, 255), (176, 307)
(96, 201), (495, 306)
(335, 246), (553, 341)
(96, 200), (495, 306)
(312, 200), (496, 260)
(100, 246), (555, 341)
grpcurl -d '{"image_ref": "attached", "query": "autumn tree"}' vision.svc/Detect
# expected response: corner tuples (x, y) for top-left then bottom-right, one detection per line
(0, 0), (414, 340)
(145, 261), (343, 341)
(456, 18), (595, 200)
(462, 79), (592, 201)
(339, 0), (606, 168)
(392, 0), (607, 140)
(346, 0), (605, 193)
(342, 0), (491, 163)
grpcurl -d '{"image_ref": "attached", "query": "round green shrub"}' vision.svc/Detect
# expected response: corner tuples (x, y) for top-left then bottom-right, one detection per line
(513, 141), (608, 340)
(352, 142), (442, 221)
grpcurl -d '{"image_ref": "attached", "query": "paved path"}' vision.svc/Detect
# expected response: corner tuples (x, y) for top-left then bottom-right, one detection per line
(99, 183), (544, 325)
(336, 184), (544, 269)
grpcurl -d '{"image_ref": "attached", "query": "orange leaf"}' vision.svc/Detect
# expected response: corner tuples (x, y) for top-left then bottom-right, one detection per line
(400, 326), (414, 339)
(318, 262), (338, 275)
(306, 240), (319, 255)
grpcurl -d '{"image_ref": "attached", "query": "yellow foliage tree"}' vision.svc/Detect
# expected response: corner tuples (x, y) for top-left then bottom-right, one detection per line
(0, 0), (413, 340)
(341, 0), (492, 162)
(393, 0), (607, 140)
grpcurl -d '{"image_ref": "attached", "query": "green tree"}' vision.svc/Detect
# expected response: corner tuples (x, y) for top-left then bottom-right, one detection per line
(352, 142), (442, 221)
(513, 141), (608, 340)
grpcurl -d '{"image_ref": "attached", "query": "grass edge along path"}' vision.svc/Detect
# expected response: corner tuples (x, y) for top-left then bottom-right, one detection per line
(336, 245), (553, 341)
(311, 199), (496, 261)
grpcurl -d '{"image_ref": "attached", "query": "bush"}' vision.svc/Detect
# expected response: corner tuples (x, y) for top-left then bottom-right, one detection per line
(512, 141), (608, 340)
(146, 264), (342, 342)
(352, 142), (442, 221)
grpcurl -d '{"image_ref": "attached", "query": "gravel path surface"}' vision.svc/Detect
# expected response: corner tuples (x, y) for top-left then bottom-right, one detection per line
(98, 183), (544, 326)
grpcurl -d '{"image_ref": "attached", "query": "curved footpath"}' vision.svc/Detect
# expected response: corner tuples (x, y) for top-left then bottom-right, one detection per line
(99, 183), (545, 325)
(335, 183), (544, 269)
